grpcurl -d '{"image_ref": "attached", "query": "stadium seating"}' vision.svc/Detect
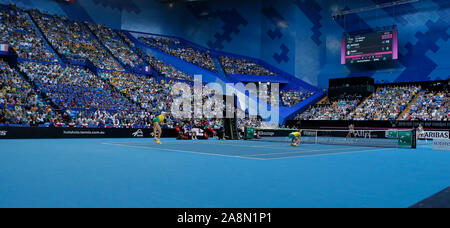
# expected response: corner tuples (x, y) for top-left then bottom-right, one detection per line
(297, 85), (428, 121)
(0, 60), (61, 126)
(0, 6), (58, 62)
(15, 61), (223, 128)
(5, 3), (444, 129)
(146, 54), (193, 81)
(297, 95), (361, 120)
(401, 90), (449, 121)
(236, 112), (271, 129)
(280, 89), (315, 107)
(348, 86), (419, 121)
(219, 56), (277, 76)
(18, 62), (148, 127)
(0, 6), (320, 129)
(29, 10), (124, 71)
(99, 70), (174, 113)
(119, 33), (194, 81)
(86, 22), (143, 68)
(19, 62), (132, 111)
(138, 36), (217, 72)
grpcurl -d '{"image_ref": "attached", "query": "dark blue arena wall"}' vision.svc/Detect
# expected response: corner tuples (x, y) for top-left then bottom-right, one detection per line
(4, 0), (449, 88)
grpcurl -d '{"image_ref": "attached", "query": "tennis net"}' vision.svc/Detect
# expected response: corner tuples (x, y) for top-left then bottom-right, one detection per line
(246, 128), (416, 149)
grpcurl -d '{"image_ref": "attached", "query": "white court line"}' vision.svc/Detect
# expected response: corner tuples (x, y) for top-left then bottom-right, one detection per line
(104, 139), (352, 149)
(171, 141), (360, 155)
(197, 140), (369, 149)
(102, 141), (383, 160)
(104, 140), (331, 151)
(253, 148), (392, 160)
(102, 140), (395, 160)
(190, 141), (360, 151)
(101, 142), (265, 160)
(244, 146), (381, 157)
(217, 145), (363, 154)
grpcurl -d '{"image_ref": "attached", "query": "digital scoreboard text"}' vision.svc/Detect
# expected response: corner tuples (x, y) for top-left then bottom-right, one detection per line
(341, 30), (398, 64)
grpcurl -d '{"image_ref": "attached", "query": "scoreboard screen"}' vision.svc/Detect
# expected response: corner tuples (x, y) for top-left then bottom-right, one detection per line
(341, 30), (398, 64)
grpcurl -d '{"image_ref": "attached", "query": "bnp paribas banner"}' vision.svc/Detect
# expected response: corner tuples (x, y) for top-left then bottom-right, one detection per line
(419, 131), (450, 140)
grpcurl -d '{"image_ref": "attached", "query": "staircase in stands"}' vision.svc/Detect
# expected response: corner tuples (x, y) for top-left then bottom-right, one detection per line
(25, 11), (64, 63)
(396, 91), (424, 120)
(82, 22), (130, 72)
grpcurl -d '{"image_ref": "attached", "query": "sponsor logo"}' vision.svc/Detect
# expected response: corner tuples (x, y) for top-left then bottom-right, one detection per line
(257, 131), (275, 136)
(302, 131), (316, 137)
(0, 130), (7, 136)
(63, 130), (106, 135)
(132, 129), (144, 137)
(433, 139), (450, 151)
(354, 130), (373, 138)
(419, 131), (449, 140)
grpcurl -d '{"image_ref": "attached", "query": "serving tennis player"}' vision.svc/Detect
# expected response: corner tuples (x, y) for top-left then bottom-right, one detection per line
(153, 112), (166, 144)
(289, 131), (301, 147)
(417, 124), (427, 142)
(346, 124), (356, 140)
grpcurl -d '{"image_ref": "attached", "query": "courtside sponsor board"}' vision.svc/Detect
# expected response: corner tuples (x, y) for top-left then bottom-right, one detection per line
(433, 139), (450, 151)
(256, 131), (275, 136)
(419, 131), (449, 140)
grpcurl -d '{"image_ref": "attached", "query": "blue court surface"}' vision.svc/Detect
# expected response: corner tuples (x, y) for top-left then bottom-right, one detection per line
(0, 138), (449, 208)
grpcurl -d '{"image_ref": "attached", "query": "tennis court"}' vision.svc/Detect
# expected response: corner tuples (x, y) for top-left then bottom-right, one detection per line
(0, 138), (449, 208)
(103, 139), (395, 160)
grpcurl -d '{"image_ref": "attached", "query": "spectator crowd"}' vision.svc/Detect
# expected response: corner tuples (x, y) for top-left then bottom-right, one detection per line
(281, 89), (315, 107)
(147, 55), (193, 81)
(297, 95), (361, 120)
(3, 60), (227, 128)
(86, 22), (143, 68)
(19, 62), (135, 110)
(100, 70), (174, 115)
(4, 4), (446, 131)
(401, 90), (449, 121)
(0, 60), (61, 125)
(0, 6), (58, 62)
(120, 35), (194, 81)
(297, 86), (449, 122)
(220, 56), (277, 76)
(30, 10), (124, 71)
(138, 36), (217, 72)
(348, 86), (419, 120)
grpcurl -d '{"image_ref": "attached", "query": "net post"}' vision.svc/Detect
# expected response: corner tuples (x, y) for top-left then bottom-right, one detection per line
(315, 130), (318, 144)
(245, 127), (255, 140)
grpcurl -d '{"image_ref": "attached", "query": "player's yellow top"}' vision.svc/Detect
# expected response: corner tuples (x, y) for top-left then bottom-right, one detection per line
(152, 114), (165, 124)
(157, 114), (164, 122)
(289, 131), (301, 147)
(289, 131), (301, 140)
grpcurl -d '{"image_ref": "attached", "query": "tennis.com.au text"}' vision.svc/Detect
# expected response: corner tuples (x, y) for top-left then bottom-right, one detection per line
(177, 212), (271, 226)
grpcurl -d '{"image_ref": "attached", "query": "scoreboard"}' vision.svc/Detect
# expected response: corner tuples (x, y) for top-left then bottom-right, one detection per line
(341, 30), (398, 64)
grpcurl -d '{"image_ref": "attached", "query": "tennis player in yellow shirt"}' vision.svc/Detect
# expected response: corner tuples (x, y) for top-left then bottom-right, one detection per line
(152, 112), (166, 144)
(289, 131), (301, 147)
